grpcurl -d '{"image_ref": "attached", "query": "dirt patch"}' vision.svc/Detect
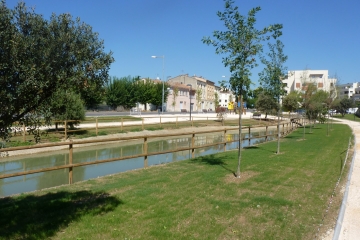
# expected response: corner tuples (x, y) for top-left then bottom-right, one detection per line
(223, 171), (259, 184)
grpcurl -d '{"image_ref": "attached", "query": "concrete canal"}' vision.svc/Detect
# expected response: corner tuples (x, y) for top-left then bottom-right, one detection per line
(0, 129), (276, 197)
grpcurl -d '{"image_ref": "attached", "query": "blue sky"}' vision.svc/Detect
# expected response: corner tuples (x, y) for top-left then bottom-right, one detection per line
(7, 0), (360, 86)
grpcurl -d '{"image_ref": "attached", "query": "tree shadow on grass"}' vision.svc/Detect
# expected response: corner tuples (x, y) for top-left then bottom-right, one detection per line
(191, 154), (236, 177)
(0, 190), (122, 239)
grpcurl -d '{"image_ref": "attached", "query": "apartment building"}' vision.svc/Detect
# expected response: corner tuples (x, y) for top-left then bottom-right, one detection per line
(282, 70), (337, 95)
(337, 82), (360, 101)
(166, 82), (193, 112)
(167, 74), (217, 111)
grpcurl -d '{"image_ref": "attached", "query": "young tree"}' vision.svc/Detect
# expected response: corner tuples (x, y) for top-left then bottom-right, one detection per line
(202, 0), (282, 178)
(172, 87), (179, 111)
(196, 89), (203, 111)
(258, 40), (288, 154)
(214, 92), (220, 109)
(0, 1), (114, 141)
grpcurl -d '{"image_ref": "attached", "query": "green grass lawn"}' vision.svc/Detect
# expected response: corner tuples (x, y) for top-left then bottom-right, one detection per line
(0, 123), (352, 239)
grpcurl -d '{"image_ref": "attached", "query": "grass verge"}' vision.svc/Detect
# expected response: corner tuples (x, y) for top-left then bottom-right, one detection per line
(0, 123), (352, 239)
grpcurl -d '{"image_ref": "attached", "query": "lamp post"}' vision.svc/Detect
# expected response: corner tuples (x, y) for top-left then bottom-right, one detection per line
(151, 55), (165, 114)
(187, 84), (192, 120)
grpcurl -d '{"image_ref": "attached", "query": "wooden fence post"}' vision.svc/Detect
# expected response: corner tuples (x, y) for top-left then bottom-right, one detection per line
(144, 137), (148, 168)
(64, 120), (67, 139)
(282, 123), (285, 136)
(265, 125), (268, 142)
(23, 123), (26, 142)
(142, 118), (144, 130)
(224, 130), (227, 152)
(96, 118), (98, 136)
(68, 141), (73, 184)
(191, 133), (195, 158)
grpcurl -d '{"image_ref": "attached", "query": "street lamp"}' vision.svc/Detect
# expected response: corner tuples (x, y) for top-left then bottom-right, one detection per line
(187, 84), (192, 121)
(151, 55), (165, 114)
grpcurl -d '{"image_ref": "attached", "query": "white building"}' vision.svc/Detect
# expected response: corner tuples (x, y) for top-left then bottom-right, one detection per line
(282, 70), (337, 96)
(337, 82), (360, 101)
(218, 88), (235, 108)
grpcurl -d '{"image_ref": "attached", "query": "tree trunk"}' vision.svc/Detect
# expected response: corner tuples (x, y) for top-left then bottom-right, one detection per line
(277, 99), (281, 154)
(236, 95), (243, 178)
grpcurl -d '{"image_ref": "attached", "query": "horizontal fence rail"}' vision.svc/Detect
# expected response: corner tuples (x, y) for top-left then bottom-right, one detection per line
(1, 122), (301, 184)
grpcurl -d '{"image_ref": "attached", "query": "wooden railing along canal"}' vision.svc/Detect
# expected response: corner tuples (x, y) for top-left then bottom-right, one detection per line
(0, 121), (301, 185)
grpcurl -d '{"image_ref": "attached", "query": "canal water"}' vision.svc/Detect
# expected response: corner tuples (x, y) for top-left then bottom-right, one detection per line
(0, 129), (275, 197)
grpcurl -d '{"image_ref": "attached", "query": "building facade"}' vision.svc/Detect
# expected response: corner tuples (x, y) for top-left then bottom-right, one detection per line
(166, 82), (193, 112)
(167, 74), (218, 111)
(282, 70), (337, 96)
(337, 82), (360, 101)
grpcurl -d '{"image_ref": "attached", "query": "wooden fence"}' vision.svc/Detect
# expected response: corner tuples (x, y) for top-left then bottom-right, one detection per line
(0, 121), (301, 184)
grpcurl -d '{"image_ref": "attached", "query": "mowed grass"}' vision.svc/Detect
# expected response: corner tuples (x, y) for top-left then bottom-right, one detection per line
(0, 123), (352, 239)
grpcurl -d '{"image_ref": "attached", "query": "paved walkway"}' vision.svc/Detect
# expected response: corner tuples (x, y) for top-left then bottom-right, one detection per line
(79, 112), (254, 128)
(332, 118), (360, 240)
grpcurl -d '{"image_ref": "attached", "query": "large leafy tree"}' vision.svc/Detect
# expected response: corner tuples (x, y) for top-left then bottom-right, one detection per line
(137, 78), (154, 111)
(282, 91), (301, 112)
(0, 1), (114, 141)
(202, 0), (282, 178)
(45, 89), (85, 130)
(106, 76), (139, 110)
(148, 82), (169, 109)
(332, 97), (354, 117)
(258, 40), (287, 154)
(255, 92), (279, 119)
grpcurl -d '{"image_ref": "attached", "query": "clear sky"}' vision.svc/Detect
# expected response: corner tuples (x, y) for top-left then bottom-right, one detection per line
(6, 0), (360, 86)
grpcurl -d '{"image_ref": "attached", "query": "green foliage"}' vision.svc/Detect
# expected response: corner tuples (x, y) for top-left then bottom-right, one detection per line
(282, 91), (301, 112)
(47, 90), (85, 122)
(214, 92), (220, 108)
(202, 0), (282, 98)
(148, 82), (169, 108)
(303, 86), (329, 122)
(105, 76), (139, 110)
(0, 1), (114, 141)
(332, 97), (354, 117)
(255, 92), (279, 118)
(258, 40), (288, 100)
(196, 89), (202, 110)
(137, 78), (154, 111)
(202, 0), (282, 177)
(172, 87), (179, 111)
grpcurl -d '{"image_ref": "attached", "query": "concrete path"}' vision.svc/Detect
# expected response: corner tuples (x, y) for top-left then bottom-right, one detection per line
(332, 118), (360, 240)
(78, 112), (254, 129)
